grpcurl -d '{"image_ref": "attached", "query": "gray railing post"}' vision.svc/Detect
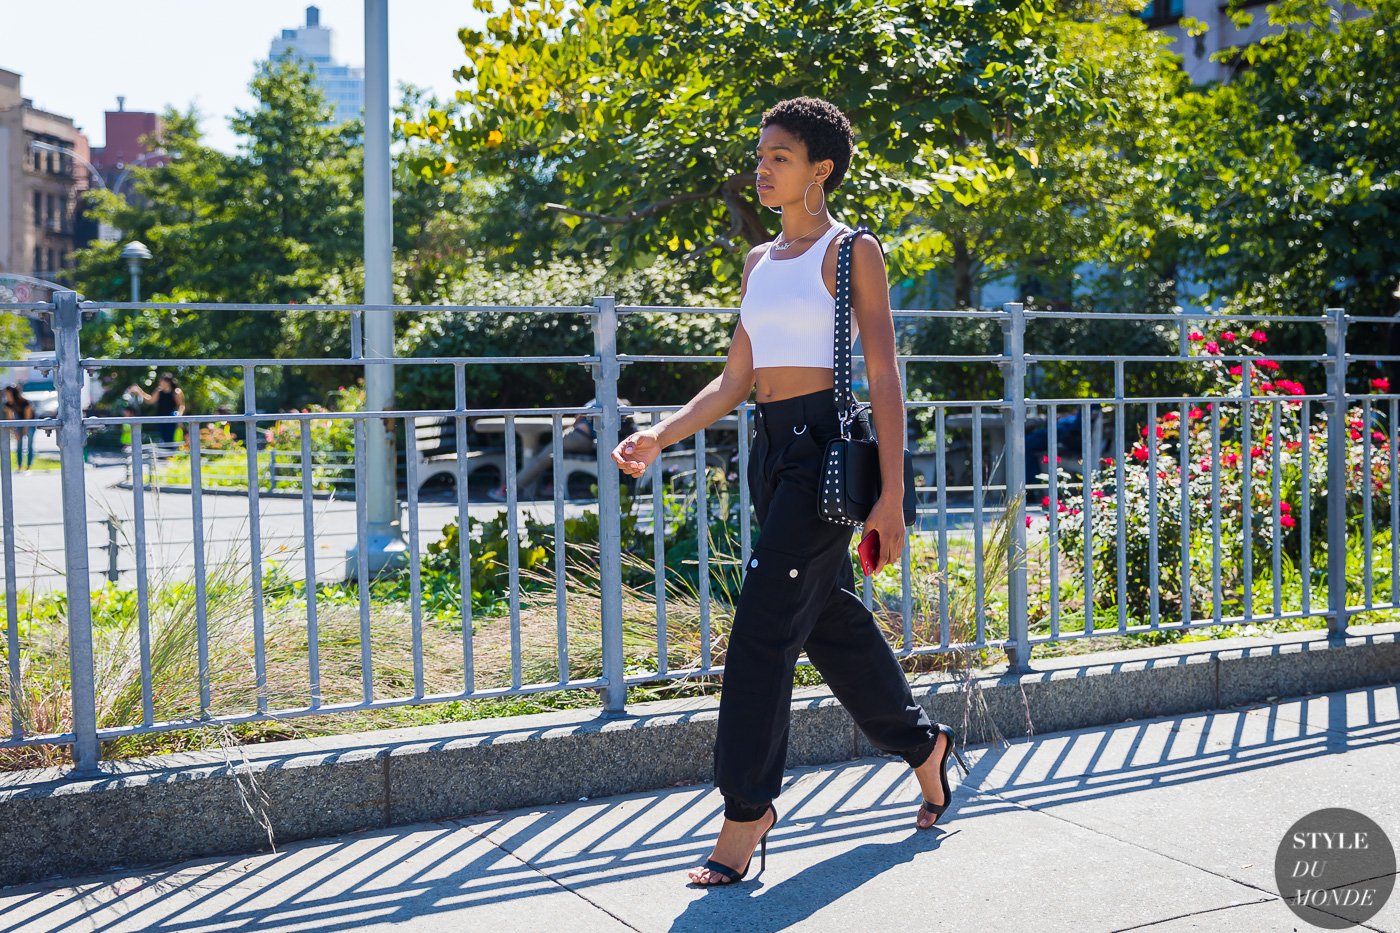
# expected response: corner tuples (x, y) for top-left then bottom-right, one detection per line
(592, 295), (627, 716)
(1324, 305), (1349, 642)
(106, 517), (120, 583)
(1002, 301), (1032, 672)
(54, 291), (101, 774)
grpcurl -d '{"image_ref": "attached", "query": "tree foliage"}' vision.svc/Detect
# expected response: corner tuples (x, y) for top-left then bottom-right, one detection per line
(1168, 0), (1400, 317)
(71, 59), (473, 410)
(403, 0), (1096, 287)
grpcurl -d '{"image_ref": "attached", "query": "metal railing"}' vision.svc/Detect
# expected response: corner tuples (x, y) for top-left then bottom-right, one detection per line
(3, 291), (1396, 775)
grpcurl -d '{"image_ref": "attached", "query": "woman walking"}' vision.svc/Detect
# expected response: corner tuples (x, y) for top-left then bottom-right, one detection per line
(611, 97), (966, 887)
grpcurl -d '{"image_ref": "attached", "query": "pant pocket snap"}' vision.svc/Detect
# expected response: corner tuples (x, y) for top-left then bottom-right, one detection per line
(744, 545), (807, 582)
(736, 542), (817, 641)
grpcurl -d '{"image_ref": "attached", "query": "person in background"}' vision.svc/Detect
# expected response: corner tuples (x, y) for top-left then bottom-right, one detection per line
(2, 384), (37, 470)
(127, 373), (185, 445)
(487, 397), (636, 501)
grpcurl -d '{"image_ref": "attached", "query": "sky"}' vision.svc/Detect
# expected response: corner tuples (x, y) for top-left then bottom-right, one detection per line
(5, 1), (489, 153)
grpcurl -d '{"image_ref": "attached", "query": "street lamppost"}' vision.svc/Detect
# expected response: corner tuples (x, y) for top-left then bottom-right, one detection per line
(346, 0), (407, 578)
(120, 241), (151, 303)
(27, 140), (106, 192)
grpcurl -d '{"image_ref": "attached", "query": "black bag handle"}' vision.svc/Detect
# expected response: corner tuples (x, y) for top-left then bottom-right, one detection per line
(833, 225), (886, 437)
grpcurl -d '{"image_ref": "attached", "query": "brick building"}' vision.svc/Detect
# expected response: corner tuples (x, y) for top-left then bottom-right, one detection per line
(0, 68), (92, 285)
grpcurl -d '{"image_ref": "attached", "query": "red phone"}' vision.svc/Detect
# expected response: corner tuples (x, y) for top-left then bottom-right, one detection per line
(858, 529), (880, 576)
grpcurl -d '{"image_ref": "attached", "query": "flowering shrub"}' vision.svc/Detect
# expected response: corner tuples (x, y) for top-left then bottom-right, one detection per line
(193, 421), (244, 453)
(1047, 321), (1394, 621)
(264, 383), (363, 455)
(258, 383), (363, 491)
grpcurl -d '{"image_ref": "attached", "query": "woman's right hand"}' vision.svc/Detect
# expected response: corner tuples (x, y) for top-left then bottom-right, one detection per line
(612, 429), (662, 478)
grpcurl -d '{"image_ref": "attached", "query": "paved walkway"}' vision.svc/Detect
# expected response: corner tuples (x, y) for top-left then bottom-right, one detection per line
(3, 683), (1397, 932)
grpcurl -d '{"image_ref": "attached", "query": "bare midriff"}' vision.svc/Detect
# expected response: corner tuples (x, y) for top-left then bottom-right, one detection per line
(754, 368), (835, 402)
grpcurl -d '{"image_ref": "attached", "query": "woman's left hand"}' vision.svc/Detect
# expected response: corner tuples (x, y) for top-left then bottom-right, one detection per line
(865, 495), (906, 574)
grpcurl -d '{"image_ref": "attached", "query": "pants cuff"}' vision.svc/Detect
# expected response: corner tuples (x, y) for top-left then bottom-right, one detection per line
(900, 735), (940, 770)
(723, 795), (771, 822)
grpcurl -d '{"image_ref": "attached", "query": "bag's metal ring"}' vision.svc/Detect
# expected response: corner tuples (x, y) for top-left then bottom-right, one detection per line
(792, 424), (808, 435)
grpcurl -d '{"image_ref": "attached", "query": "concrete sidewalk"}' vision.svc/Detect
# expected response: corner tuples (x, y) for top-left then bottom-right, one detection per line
(3, 683), (1397, 933)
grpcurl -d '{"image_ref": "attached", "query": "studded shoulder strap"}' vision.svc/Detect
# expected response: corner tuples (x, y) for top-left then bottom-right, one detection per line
(833, 225), (885, 437)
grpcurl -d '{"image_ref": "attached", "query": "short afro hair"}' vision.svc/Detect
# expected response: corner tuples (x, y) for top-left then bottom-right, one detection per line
(760, 97), (855, 195)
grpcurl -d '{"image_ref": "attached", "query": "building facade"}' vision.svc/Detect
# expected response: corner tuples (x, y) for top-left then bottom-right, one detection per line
(270, 5), (365, 124)
(0, 68), (91, 285)
(88, 98), (166, 242)
(91, 98), (165, 192)
(1140, 0), (1368, 85)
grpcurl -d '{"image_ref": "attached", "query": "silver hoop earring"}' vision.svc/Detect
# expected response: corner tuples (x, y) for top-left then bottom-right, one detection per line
(803, 181), (826, 216)
(766, 203), (783, 215)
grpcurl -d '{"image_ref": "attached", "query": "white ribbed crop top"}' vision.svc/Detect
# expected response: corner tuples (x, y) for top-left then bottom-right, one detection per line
(739, 222), (859, 369)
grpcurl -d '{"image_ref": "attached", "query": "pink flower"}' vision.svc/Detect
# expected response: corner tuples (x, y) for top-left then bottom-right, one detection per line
(1374, 431), (1387, 443)
(1280, 514), (1296, 529)
(1250, 330), (1267, 343)
(1102, 456), (1115, 466)
(1350, 429), (1362, 441)
(1229, 365), (1242, 376)
(1132, 446), (1149, 462)
(1250, 446), (1264, 458)
(1280, 501), (1292, 513)
(1371, 377), (1390, 392)
(1223, 452), (1239, 467)
(1162, 411), (1180, 421)
(1025, 516), (1034, 527)
(1204, 341), (1220, 354)
(1041, 454), (1049, 464)
(1189, 407), (1205, 420)
(1221, 331), (1237, 343)
(1042, 496), (1051, 508)
(1257, 359), (1279, 371)
(1188, 331), (1205, 342)
(1057, 501), (1068, 513)
(1092, 490), (1108, 499)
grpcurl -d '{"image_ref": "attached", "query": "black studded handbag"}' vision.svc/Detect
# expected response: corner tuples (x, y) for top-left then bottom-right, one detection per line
(818, 226), (918, 528)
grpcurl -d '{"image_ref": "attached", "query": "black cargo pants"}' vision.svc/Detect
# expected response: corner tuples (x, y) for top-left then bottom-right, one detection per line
(714, 386), (940, 822)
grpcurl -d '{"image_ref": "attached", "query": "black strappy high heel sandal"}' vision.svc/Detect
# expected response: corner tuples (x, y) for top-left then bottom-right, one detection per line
(694, 802), (779, 885)
(917, 723), (970, 828)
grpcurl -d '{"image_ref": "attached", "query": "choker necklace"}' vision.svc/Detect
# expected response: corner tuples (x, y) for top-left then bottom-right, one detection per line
(772, 218), (833, 252)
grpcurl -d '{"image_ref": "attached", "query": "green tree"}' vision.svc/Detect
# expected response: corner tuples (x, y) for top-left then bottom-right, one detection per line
(0, 314), (33, 361)
(72, 57), (364, 410)
(913, 1), (1191, 310)
(403, 0), (1096, 286)
(392, 86), (580, 294)
(1167, 0), (1400, 318)
(76, 57), (363, 307)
